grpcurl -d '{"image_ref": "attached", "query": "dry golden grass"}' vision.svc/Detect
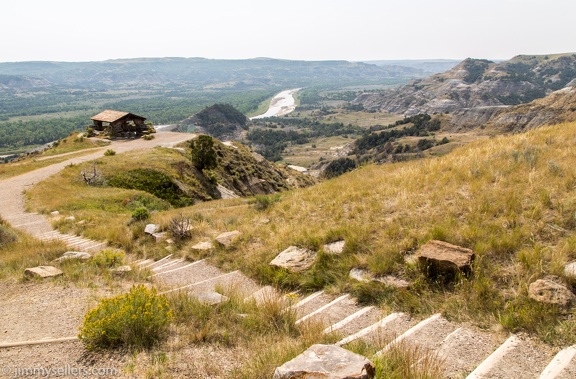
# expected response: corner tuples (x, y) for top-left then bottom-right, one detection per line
(25, 121), (576, 344)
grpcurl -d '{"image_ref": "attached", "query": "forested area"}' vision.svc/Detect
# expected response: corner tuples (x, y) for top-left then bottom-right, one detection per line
(0, 89), (275, 152)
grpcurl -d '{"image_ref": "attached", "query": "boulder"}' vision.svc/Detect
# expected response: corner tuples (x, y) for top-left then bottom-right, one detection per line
(152, 232), (168, 243)
(417, 240), (475, 278)
(244, 286), (282, 306)
(196, 292), (229, 305)
(324, 240), (345, 254)
(50, 211), (60, 216)
(144, 224), (160, 235)
(273, 344), (375, 379)
(270, 246), (317, 273)
(24, 266), (63, 279)
(215, 231), (241, 247)
(564, 262), (576, 279)
(191, 241), (214, 251)
(528, 276), (576, 308)
(54, 251), (91, 262)
(111, 265), (132, 275)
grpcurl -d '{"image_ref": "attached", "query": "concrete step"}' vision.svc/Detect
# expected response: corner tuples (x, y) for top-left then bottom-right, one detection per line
(142, 254), (173, 269)
(293, 291), (340, 319)
(324, 306), (384, 337)
(295, 294), (360, 328)
(540, 345), (576, 379)
(163, 270), (260, 299)
(153, 260), (224, 288)
(151, 258), (187, 273)
(437, 326), (503, 378)
(336, 312), (413, 347)
(466, 334), (555, 379)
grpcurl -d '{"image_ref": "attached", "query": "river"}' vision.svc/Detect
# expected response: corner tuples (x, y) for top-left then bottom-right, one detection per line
(250, 88), (301, 120)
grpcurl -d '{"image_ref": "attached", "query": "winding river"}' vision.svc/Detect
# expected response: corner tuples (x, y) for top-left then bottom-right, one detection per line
(250, 88), (300, 120)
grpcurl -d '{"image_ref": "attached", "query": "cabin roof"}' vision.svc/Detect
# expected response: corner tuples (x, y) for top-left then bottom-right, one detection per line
(91, 110), (146, 123)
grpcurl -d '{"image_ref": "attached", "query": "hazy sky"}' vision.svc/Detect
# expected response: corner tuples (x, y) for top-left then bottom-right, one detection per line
(2, 0), (574, 62)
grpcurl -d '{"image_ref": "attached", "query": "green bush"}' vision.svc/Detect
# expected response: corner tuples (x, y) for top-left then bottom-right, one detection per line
(79, 285), (173, 350)
(253, 194), (281, 211)
(131, 207), (150, 221)
(104, 149), (116, 156)
(92, 249), (125, 268)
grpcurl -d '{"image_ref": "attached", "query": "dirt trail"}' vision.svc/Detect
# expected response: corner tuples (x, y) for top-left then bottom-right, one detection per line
(0, 132), (194, 236)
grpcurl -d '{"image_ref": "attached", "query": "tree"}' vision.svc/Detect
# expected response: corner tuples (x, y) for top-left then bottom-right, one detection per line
(190, 135), (217, 170)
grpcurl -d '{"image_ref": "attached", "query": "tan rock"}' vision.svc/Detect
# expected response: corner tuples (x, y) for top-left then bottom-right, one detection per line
(215, 231), (241, 247)
(54, 251), (91, 262)
(24, 266), (63, 279)
(417, 240), (475, 278)
(270, 246), (317, 272)
(529, 276), (575, 308)
(191, 241), (214, 251)
(273, 344), (375, 379)
(324, 240), (345, 254)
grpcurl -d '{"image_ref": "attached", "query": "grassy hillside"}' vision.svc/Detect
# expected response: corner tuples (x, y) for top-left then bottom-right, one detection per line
(24, 122), (576, 346)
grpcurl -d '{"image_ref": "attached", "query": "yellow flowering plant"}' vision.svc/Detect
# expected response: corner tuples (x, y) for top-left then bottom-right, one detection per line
(79, 285), (173, 350)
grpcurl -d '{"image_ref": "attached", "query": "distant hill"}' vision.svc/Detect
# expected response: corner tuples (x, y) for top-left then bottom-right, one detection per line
(0, 74), (51, 93)
(353, 53), (576, 117)
(0, 57), (423, 90)
(179, 104), (250, 140)
(477, 86), (576, 132)
(362, 59), (461, 75)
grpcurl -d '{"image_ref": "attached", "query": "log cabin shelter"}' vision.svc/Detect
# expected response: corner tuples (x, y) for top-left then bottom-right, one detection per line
(90, 110), (148, 135)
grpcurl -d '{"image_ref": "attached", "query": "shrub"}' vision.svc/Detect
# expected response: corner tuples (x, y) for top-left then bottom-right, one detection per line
(253, 194), (281, 211)
(86, 127), (96, 137)
(168, 214), (193, 241)
(131, 207), (150, 221)
(92, 249), (125, 268)
(79, 285), (173, 350)
(142, 134), (155, 140)
(104, 149), (116, 156)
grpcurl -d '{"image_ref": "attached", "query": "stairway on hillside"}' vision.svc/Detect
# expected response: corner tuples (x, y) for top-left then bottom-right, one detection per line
(144, 256), (576, 379)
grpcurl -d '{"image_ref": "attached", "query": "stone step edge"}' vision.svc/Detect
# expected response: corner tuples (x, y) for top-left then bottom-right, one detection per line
(149, 260), (206, 278)
(538, 345), (576, 379)
(335, 312), (404, 347)
(151, 258), (186, 272)
(375, 313), (443, 355)
(465, 335), (520, 379)
(323, 306), (375, 334)
(158, 271), (240, 295)
(289, 291), (324, 310)
(295, 294), (351, 325)
(141, 254), (173, 269)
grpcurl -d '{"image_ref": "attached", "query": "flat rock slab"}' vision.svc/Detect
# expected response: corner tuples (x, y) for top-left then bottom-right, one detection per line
(191, 241), (214, 251)
(24, 266), (64, 279)
(54, 251), (91, 262)
(152, 232), (168, 243)
(417, 240), (475, 277)
(270, 246), (317, 272)
(111, 265), (132, 275)
(144, 224), (160, 235)
(196, 291), (229, 305)
(349, 268), (373, 283)
(529, 276), (576, 307)
(273, 344), (375, 379)
(564, 262), (576, 278)
(215, 231), (241, 247)
(324, 240), (345, 254)
(245, 286), (282, 306)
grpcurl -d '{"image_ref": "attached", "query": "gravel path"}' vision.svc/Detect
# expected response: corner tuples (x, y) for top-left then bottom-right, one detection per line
(0, 132), (194, 237)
